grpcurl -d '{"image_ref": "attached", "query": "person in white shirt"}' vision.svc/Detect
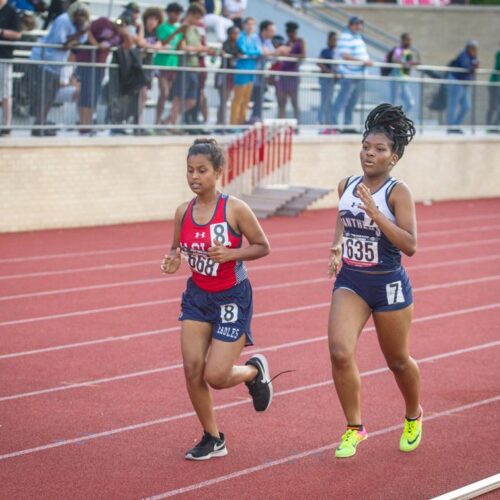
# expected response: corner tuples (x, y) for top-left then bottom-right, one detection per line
(331, 16), (372, 129)
(224, 0), (247, 30)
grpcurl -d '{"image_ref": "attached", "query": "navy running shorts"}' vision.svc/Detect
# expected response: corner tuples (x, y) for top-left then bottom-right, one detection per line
(179, 278), (254, 346)
(333, 265), (413, 312)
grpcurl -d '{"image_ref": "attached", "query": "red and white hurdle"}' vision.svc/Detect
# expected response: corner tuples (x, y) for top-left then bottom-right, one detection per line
(222, 119), (296, 197)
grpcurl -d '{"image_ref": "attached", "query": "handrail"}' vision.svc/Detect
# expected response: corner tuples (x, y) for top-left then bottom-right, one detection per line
(3, 56), (500, 87)
(1, 40), (498, 77)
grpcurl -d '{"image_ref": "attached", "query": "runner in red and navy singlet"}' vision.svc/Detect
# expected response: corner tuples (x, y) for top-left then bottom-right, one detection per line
(180, 193), (248, 292)
(327, 104), (423, 459)
(161, 138), (274, 461)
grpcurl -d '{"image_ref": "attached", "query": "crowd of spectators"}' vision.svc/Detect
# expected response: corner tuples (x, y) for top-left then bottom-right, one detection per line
(0, 0), (498, 136)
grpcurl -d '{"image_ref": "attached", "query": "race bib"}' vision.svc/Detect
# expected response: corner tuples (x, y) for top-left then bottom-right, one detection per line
(181, 244), (219, 277)
(342, 236), (379, 267)
(210, 222), (230, 247)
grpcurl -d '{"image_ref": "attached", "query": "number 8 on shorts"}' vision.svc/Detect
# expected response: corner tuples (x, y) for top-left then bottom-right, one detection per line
(220, 303), (238, 323)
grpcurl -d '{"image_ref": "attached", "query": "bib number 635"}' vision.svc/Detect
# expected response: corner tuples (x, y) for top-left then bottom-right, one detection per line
(343, 237), (378, 265)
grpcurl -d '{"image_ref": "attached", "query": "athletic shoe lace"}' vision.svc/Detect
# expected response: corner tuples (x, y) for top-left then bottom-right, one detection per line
(404, 419), (417, 439)
(340, 429), (357, 448)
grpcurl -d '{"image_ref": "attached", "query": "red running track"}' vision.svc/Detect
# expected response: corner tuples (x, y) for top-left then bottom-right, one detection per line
(1, 198), (500, 499)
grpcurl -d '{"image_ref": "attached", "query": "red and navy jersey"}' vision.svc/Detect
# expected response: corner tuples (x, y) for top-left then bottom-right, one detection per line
(179, 193), (248, 292)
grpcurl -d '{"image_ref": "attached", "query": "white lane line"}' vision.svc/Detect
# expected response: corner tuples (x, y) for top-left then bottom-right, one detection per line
(2, 223), (500, 282)
(4, 212), (500, 265)
(2, 299), (499, 402)
(1, 344), (498, 461)
(2, 252), (499, 303)
(430, 473), (500, 500)
(1, 260), (499, 328)
(1, 267), (499, 357)
(1, 212), (497, 264)
(145, 395), (500, 499)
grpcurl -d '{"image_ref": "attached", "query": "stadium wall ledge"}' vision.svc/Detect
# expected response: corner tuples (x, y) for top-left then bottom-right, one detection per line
(0, 135), (499, 232)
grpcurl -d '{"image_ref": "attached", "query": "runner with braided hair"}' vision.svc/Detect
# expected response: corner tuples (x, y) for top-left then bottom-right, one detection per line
(327, 103), (422, 458)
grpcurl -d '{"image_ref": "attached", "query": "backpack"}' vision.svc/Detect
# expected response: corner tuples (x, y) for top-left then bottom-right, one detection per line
(380, 47), (396, 76)
(428, 83), (448, 112)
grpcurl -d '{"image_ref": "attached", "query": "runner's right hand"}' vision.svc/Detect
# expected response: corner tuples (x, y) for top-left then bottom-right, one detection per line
(161, 248), (181, 274)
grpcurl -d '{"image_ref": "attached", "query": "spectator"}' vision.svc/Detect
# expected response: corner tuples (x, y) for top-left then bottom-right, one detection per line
(486, 42), (499, 130)
(162, 3), (210, 128)
(331, 16), (372, 130)
(154, 2), (183, 125)
(122, 2), (143, 42)
(447, 40), (479, 132)
(107, 12), (146, 135)
(74, 17), (125, 135)
(136, 7), (163, 134)
(230, 16), (261, 125)
(0, 0), (21, 135)
(276, 21), (305, 123)
(43, 0), (77, 29)
(29, 2), (90, 136)
(224, 0), (247, 30)
(215, 25), (239, 125)
(249, 19), (290, 124)
(317, 30), (337, 127)
(203, 0), (233, 42)
(389, 33), (419, 114)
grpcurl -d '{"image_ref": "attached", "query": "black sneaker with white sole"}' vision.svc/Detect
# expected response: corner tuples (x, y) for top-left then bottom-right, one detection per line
(185, 431), (227, 461)
(245, 354), (273, 412)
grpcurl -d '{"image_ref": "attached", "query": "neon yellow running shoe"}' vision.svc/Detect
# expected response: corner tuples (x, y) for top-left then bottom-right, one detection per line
(335, 426), (368, 458)
(400, 409), (423, 452)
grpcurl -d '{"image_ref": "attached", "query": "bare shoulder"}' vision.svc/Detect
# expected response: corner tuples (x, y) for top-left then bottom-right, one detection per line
(226, 196), (253, 216)
(337, 176), (351, 197)
(390, 181), (414, 202)
(175, 201), (190, 220)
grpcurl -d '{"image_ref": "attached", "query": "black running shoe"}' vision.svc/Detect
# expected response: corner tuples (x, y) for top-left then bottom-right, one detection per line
(245, 354), (273, 412)
(185, 431), (227, 461)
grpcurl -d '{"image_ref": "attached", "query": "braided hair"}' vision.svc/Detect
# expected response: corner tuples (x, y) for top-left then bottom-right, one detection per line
(363, 103), (415, 159)
(187, 138), (226, 172)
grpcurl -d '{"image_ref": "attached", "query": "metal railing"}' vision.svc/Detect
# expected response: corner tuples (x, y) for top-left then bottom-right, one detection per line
(0, 40), (499, 137)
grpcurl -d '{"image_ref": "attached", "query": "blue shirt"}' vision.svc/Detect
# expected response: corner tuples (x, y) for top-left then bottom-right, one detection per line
(319, 46), (336, 72)
(234, 32), (262, 86)
(450, 49), (477, 81)
(30, 13), (87, 74)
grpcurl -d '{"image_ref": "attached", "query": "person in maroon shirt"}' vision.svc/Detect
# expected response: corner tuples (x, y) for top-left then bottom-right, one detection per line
(74, 17), (130, 134)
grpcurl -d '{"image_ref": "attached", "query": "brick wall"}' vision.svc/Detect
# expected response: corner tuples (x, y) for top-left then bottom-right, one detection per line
(1, 135), (499, 232)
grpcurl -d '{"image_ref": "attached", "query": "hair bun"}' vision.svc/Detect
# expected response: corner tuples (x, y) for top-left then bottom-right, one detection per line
(363, 103), (415, 159)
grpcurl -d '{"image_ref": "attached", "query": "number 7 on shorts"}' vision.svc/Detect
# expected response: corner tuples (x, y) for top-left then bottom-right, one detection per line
(386, 281), (405, 305)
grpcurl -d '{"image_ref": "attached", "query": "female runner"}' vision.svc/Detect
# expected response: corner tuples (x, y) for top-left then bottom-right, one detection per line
(328, 103), (422, 458)
(161, 138), (272, 460)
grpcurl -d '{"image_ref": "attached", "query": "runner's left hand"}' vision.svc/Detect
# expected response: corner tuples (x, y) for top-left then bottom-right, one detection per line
(208, 241), (232, 263)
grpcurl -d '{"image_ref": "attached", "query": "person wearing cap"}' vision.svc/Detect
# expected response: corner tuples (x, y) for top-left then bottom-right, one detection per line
(29, 2), (91, 136)
(447, 40), (479, 132)
(331, 16), (372, 130)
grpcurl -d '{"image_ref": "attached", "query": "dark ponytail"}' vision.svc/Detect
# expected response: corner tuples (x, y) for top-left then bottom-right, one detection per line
(363, 103), (415, 159)
(187, 138), (226, 172)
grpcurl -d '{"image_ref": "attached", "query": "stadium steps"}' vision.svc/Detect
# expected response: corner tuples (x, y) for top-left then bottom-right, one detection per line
(242, 185), (331, 219)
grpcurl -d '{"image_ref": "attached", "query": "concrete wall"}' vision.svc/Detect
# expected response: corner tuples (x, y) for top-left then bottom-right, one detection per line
(342, 6), (500, 69)
(1, 135), (499, 232)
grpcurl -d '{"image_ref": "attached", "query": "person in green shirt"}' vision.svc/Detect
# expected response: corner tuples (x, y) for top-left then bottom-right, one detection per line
(154, 2), (184, 124)
(487, 44), (500, 128)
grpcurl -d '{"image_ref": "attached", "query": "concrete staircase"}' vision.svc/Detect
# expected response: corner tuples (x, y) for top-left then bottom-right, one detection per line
(242, 185), (331, 219)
